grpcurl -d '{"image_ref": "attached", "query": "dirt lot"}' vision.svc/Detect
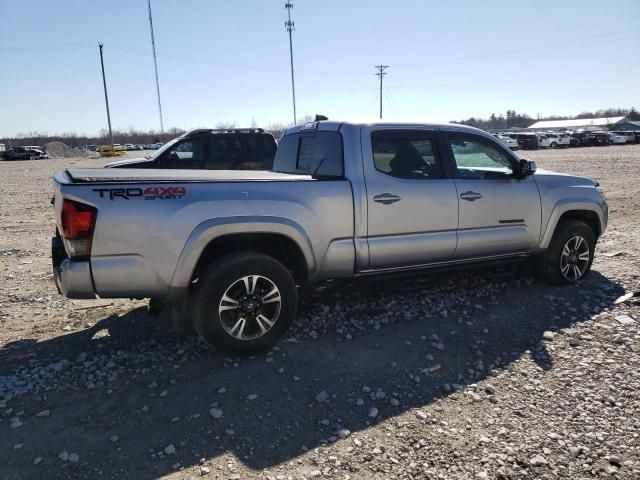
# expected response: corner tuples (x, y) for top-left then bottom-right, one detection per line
(1, 145), (639, 479)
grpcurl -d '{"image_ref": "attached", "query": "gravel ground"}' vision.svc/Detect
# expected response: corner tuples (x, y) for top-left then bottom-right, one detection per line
(0, 145), (639, 479)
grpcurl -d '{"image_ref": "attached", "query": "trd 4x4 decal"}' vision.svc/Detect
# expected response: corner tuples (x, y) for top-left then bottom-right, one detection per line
(93, 186), (186, 200)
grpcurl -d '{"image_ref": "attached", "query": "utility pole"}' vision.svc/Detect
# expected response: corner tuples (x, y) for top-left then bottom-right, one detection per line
(285, 2), (297, 125)
(148, 0), (164, 133)
(98, 43), (114, 147)
(374, 65), (388, 119)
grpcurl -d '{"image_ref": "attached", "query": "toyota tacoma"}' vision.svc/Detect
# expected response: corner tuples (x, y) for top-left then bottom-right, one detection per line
(51, 121), (608, 354)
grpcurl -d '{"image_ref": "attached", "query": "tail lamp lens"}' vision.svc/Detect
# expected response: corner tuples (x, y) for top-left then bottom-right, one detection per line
(61, 199), (97, 258)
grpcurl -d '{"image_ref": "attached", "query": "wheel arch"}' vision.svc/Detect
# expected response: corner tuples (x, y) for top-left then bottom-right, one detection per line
(170, 217), (315, 290)
(540, 201), (603, 249)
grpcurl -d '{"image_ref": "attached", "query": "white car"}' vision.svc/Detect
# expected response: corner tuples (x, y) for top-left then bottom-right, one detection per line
(492, 134), (519, 150)
(611, 131), (637, 143)
(607, 132), (627, 145)
(545, 133), (571, 148)
(124, 143), (135, 151)
(537, 135), (551, 148)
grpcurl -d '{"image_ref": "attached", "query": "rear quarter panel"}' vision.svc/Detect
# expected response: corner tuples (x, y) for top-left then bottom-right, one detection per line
(56, 179), (355, 297)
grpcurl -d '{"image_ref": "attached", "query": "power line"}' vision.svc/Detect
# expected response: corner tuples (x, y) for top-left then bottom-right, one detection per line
(386, 64), (640, 90)
(285, 1), (297, 124)
(147, 0), (164, 133)
(394, 28), (640, 69)
(374, 65), (388, 119)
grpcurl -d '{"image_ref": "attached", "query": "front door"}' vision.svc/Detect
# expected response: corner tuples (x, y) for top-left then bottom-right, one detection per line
(444, 131), (541, 259)
(162, 138), (206, 169)
(362, 128), (459, 270)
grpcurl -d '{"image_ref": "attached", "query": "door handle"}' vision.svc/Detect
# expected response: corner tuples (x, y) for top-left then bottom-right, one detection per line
(459, 191), (483, 201)
(373, 193), (401, 205)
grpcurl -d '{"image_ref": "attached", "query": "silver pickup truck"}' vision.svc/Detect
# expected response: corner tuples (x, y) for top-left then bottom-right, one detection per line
(52, 121), (608, 354)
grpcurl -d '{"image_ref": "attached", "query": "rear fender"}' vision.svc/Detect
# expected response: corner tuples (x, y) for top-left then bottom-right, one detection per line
(170, 216), (316, 289)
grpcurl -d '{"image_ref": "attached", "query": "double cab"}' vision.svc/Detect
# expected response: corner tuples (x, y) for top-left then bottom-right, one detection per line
(52, 121), (608, 354)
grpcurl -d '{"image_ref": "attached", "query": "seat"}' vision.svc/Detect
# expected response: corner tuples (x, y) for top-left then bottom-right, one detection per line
(389, 142), (425, 178)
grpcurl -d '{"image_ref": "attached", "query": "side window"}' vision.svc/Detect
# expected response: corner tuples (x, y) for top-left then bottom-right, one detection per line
(207, 137), (241, 167)
(371, 132), (442, 179)
(449, 135), (514, 179)
(167, 139), (205, 162)
(272, 131), (343, 177)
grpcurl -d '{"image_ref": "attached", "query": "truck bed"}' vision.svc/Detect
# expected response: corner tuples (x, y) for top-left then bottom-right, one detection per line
(56, 168), (314, 185)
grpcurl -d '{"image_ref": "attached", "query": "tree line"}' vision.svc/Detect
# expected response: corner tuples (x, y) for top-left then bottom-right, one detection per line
(0, 120), (303, 149)
(452, 107), (639, 131)
(1, 109), (637, 148)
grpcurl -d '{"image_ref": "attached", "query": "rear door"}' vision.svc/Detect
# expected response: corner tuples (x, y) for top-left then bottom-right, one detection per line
(361, 127), (459, 270)
(204, 135), (241, 169)
(443, 130), (541, 259)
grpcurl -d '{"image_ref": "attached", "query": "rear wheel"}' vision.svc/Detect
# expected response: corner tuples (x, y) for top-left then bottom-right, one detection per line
(193, 252), (297, 355)
(550, 142), (558, 149)
(543, 220), (595, 285)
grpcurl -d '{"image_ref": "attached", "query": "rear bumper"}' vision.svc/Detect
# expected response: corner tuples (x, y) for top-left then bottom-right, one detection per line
(52, 236), (95, 299)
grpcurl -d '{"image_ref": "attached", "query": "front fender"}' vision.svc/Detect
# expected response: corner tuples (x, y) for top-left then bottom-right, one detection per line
(169, 216), (316, 289)
(539, 198), (607, 249)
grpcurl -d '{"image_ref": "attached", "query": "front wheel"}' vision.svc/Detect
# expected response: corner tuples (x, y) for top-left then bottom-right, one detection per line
(193, 252), (297, 355)
(543, 220), (595, 285)
(550, 142), (558, 149)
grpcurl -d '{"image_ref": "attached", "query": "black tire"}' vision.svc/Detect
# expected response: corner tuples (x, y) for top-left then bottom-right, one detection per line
(193, 251), (297, 355)
(543, 220), (595, 285)
(550, 142), (557, 149)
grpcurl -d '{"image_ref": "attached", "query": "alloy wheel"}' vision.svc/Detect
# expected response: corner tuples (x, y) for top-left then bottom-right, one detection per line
(559, 235), (590, 281)
(218, 275), (282, 341)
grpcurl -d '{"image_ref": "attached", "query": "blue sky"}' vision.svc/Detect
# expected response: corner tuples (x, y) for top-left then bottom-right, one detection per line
(1, 0), (639, 136)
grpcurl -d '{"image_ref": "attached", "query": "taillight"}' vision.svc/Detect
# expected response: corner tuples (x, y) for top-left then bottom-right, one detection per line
(60, 199), (97, 258)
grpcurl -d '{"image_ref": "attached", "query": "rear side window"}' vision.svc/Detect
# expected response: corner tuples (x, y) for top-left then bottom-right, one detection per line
(209, 136), (241, 159)
(371, 131), (443, 179)
(272, 131), (343, 177)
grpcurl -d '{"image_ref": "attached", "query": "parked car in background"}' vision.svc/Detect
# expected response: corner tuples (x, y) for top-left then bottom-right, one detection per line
(97, 144), (127, 157)
(124, 144), (135, 151)
(607, 132), (627, 145)
(565, 133), (581, 147)
(506, 133), (539, 149)
(537, 135), (551, 148)
(545, 133), (571, 148)
(492, 134), (519, 150)
(1, 146), (48, 160)
(569, 132), (592, 147)
(587, 131), (610, 146)
(610, 131), (639, 144)
(105, 128), (277, 170)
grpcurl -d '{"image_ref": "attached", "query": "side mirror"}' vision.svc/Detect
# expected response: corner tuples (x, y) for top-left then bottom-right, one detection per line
(518, 159), (537, 177)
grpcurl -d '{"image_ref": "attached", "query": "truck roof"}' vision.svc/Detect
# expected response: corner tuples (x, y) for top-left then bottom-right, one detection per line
(284, 120), (489, 136)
